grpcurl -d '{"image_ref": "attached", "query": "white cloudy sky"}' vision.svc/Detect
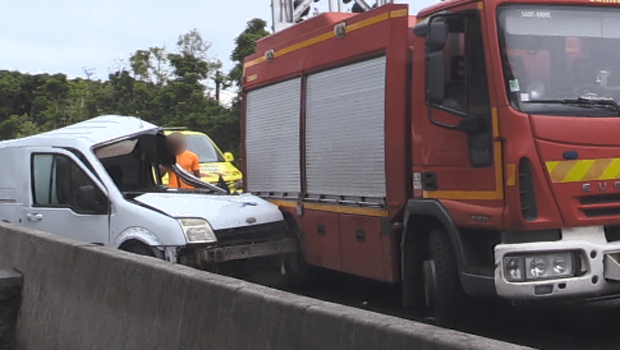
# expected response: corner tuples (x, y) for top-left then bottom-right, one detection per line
(0, 0), (436, 81)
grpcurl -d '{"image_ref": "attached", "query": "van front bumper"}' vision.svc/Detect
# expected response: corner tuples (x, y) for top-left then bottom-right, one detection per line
(495, 226), (620, 300)
(196, 238), (298, 263)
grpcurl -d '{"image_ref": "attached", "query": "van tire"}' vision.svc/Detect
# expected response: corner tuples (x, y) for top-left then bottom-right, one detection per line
(283, 250), (309, 285)
(424, 227), (468, 328)
(120, 241), (156, 257)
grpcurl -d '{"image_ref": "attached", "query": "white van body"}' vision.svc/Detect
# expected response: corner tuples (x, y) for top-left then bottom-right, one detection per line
(0, 116), (297, 267)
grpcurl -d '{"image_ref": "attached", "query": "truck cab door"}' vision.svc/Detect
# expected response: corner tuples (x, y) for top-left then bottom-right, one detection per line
(417, 10), (503, 212)
(23, 148), (110, 245)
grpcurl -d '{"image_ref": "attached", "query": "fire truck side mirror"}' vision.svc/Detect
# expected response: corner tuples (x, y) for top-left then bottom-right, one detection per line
(427, 51), (445, 105)
(426, 20), (449, 53)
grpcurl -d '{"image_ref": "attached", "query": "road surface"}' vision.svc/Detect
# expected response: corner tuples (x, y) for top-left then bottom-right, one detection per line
(228, 265), (620, 350)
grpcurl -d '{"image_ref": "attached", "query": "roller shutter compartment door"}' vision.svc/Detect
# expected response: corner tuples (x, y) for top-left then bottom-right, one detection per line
(245, 78), (301, 194)
(305, 56), (386, 198)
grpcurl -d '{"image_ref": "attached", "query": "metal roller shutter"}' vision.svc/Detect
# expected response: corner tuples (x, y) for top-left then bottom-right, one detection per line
(305, 56), (386, 199)
(245, 78), (301, 194)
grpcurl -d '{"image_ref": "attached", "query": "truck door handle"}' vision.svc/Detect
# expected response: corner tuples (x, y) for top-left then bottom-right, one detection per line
(26, 213), (43, 222)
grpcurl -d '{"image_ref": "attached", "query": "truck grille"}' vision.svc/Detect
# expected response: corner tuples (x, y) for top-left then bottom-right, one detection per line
(214, 221), (288, 246)
(579, 194), (620, 217)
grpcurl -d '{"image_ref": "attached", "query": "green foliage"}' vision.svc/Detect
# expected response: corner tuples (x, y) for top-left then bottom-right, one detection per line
(229, 19), (270, 88)
(0, 27), (254, 158)
(0, 21), (273, 158)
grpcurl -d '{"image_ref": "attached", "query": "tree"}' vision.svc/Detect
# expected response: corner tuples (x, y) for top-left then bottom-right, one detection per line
(229, 19), (270, 88)
(149, 46), (170, 85)
(34, 73), (70, 129)
(0, 28), (245, 159)
(129, 50), (152, 82)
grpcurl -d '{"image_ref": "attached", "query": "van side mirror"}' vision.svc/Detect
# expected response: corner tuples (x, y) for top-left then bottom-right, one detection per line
(224, 152), (235, 163)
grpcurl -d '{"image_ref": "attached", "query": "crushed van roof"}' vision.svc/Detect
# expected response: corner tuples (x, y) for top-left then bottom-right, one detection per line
(0, 115), (159, 148)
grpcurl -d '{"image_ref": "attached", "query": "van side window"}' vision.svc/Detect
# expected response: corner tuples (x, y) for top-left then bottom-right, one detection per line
(32, 154), (107, 214)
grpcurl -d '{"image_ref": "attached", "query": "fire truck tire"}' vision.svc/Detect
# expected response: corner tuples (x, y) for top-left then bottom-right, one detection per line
(424, 227), (468, 327)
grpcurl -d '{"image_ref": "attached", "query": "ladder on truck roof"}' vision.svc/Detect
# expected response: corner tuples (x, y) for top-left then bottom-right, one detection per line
(271, 0), (394, 33)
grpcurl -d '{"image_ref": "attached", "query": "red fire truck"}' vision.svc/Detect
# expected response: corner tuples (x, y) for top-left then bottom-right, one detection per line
(241, 0), (620, 325)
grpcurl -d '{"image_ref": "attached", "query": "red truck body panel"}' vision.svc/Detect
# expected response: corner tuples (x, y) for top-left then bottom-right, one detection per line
(242, 0), (620, 288)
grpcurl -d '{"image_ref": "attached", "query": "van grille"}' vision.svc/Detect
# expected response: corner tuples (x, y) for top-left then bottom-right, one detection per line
(214, 221), (288, 246)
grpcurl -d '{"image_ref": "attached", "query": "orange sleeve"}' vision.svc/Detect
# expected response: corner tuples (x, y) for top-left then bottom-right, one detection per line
(191, 153), (200, 172)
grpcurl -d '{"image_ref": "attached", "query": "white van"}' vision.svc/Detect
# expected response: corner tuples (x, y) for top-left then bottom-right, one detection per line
(0, 115), (301, 272)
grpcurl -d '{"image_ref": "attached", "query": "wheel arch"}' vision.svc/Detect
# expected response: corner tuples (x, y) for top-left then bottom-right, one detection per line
(401, 199), (467, 307)
(115, 227), (164, 249)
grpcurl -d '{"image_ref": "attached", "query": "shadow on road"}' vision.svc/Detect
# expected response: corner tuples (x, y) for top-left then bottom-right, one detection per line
(224, 265), (620, 350)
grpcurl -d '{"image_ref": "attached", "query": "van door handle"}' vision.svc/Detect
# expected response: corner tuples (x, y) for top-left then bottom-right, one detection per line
(26, 213), (43, 222)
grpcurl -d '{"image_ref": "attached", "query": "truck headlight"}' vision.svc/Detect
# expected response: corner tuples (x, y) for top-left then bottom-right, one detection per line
(178, 218), (217, 244)
(503, 252), (575, 282)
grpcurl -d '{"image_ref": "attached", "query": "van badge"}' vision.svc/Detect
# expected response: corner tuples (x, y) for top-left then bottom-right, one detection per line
(241, 201), (257, 207)
(246, 217), (257, 224)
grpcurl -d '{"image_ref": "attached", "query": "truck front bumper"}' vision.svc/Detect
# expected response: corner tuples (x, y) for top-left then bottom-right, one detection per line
(196, 238), (298, 263)
(495, 226), (620, 300)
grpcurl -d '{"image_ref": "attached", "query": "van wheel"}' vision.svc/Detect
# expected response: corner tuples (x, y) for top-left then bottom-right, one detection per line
(120, 241), (156, 257)
(423, 227), (468, 328)
(282, 229), (310, 286)
(283, 250), (309, 285)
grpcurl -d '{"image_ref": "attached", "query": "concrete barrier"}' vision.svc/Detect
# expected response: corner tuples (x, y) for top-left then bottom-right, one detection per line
(0, 268), (22, 347)
(0, 223), (534, 350)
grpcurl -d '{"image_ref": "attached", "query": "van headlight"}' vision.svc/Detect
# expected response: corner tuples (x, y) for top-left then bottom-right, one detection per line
(177, 218), (217, 244)
(503, 251), (576, 282)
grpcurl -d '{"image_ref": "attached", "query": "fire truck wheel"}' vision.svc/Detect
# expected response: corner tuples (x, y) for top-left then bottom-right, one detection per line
(424, 227), (468, 327)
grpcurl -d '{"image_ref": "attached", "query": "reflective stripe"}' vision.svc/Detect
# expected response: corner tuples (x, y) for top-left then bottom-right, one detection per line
(546, 158), (620, 183)
(268, 200), (387, 217)
(244, 9), (408, 70)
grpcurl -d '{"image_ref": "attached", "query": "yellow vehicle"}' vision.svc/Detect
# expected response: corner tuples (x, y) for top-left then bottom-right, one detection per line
(162, 129), (243, 193)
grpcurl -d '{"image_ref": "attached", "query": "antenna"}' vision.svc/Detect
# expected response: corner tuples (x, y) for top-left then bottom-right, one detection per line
(271, 0), (394, 33)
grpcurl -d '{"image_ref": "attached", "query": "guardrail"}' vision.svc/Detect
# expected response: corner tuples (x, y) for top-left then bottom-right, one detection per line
(0, 223), (534, 350)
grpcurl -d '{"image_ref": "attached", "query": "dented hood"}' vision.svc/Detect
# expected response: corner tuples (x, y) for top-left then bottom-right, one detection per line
(133, 192), (284, 230)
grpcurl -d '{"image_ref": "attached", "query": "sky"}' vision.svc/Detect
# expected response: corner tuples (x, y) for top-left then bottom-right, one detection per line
(0, 0), (436, 82)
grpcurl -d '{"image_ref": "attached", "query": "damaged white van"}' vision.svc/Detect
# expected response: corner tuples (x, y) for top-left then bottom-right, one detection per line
(0, 115), (302, 274)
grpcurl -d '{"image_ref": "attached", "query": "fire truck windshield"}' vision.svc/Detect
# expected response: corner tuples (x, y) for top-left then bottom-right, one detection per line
(497, 5), (620, 116)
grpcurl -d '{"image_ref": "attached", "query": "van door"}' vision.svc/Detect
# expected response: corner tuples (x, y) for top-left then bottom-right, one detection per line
(23, 148), (110, 245)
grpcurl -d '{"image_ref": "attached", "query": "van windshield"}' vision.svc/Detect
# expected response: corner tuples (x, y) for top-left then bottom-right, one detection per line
(186, 134), (224, 163)
(498, 5), (620, 116)
(95, 134), (226, 195)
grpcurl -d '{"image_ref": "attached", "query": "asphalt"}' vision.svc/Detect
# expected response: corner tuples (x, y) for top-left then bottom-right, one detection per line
(227, 266), (620, 350)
